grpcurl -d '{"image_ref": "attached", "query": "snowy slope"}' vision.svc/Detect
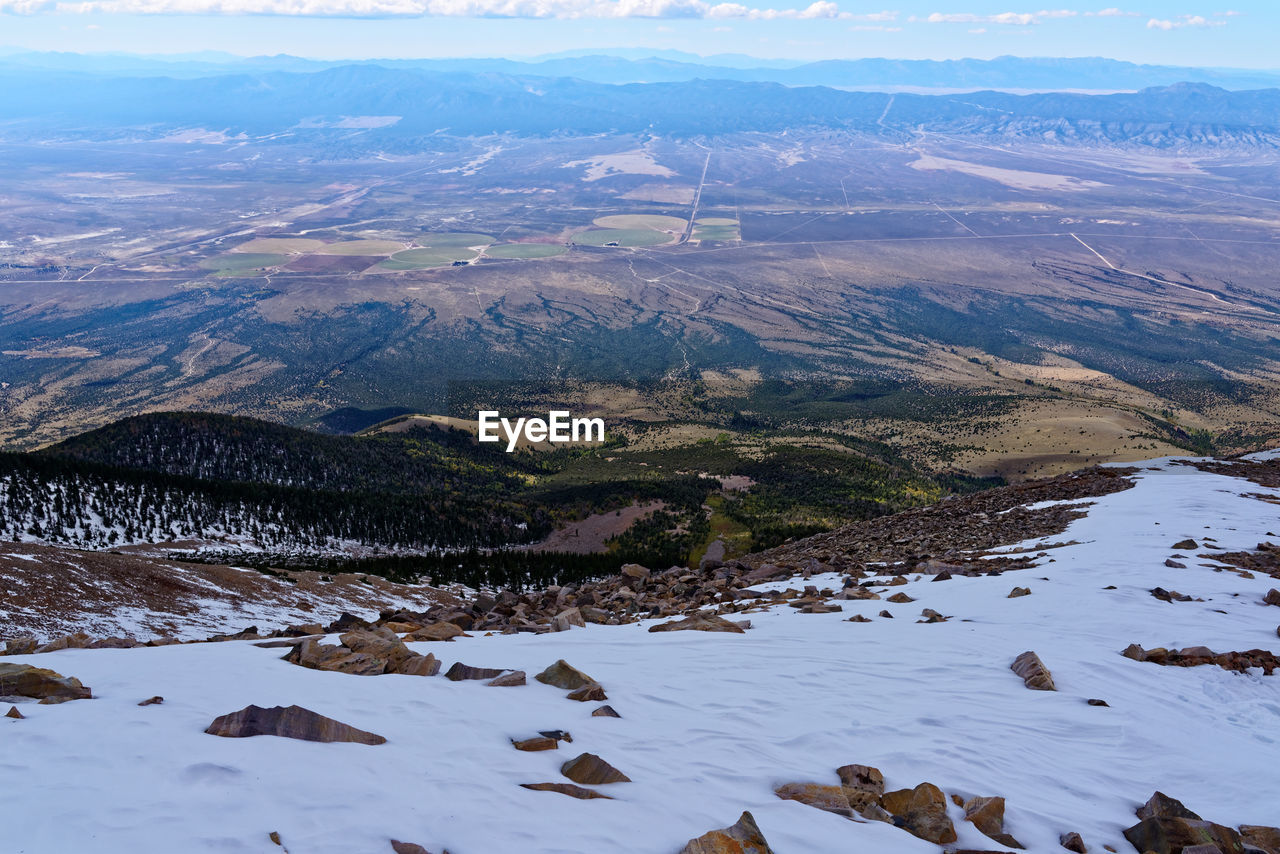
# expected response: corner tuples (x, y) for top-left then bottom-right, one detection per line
(2, 457), (1278, 854)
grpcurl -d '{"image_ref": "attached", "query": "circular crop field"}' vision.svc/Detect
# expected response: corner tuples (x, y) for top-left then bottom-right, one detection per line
(573, 228), (677, 247)
(485, 243), (568, 259)
(593, 214), (687, 231)
(695, 217), (739, 226)
(378, 248), (477, 270)
(315, 240), (407, 256)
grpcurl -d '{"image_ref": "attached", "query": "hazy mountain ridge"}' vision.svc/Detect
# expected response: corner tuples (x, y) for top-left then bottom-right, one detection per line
(3, 65), (1280, 148)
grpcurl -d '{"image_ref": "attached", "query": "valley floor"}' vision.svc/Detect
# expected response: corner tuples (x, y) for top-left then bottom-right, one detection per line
(3, 455), (1279, 853)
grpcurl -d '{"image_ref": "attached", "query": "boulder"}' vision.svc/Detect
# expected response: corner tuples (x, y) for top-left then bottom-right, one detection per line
(1011, 651), (1056, 691)
(881, 782), (957, 845)
(520, 782), (612, 800)
(1264, 589), (1280, 607)
(6, 705), (23, 719)
(963, 795), (1024, 849)
(560, 752), (631, 785)
(406, 623), (465, 642)
(1138, 792), (1202, 821)
(774, 782), (855, 817)
(487, 670), (526, 687)
(621, 564), (651, 581)
(648, 614), (746, 633)
(1240, 826), (1280, 854)
(138, 696), (164, 706)
(205, 704), (386, 745)
(679, 811), (775, 854)
(1172, 539), (1199, 550)
(341, 629), (414, 670)
(535, 660), (597, 690)
(33, 633), (93, 654)
(444, 662), (506, 682)
(389, 841), (432, 854)
(1123, 817), (1244, 854)
(567, 684), (608, 702)
(285, 639), (387, 676)
(4, 637), (37, 655)
(512, 736), (559, 752)
(553, 608), (586, 632)
(0, 663), (91, 704)
(886, 592), (915, 603)
(382, 622), (421, 634)
(393, 654), (440, 677)
(592, 705), (621, 718)
(836, 764), (884, 797)
(1060, 831), (1087, 852)
(1008, 587), (1032, 598)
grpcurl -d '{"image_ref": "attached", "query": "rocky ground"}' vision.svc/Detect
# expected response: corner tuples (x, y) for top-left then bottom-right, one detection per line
(2, 455), (1279, 853)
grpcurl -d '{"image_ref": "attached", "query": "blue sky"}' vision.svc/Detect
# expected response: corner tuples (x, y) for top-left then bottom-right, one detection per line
(0, 3), (1272, 67)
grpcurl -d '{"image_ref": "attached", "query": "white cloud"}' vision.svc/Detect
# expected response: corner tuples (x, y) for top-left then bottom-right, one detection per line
(0, 0), (864, 16)
(925, 9), (1078, 26)
(1146, 13), (1226, 29)
(1087, 6), (1138, 15)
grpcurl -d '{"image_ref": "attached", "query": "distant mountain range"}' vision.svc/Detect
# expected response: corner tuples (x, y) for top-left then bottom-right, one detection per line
(2, 60), (1278, 146)
(1, 49), (1279, 92)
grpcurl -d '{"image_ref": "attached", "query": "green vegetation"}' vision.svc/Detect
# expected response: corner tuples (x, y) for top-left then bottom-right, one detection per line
(233, 238), (324, 254)
(486, 243), (568, 259)
(198, 253), (287, 275)
(414, 233), (494, 249)
(593, 214), (686, 231)
(379, 248), (475, 270)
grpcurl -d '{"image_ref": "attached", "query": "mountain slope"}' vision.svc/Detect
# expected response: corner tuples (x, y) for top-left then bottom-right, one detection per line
(1, 453), (1277, 852)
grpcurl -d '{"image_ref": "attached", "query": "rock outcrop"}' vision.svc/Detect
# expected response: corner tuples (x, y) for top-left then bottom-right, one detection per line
(204, 704), (386, 745)
(679, 811), (774, 854)
(0, 663), (92, 704)
(560, 753), (631, 785)
(1011, 651), (1056, 690)
(520, 782), (612, 800)
(534, 660), (597, 690)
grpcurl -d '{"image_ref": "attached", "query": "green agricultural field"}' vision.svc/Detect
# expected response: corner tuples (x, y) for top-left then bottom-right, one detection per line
(695, 217), (739, 227)
(377, 247), (477, 271)
(485, 243), (568, 259)
(593, 214), (687, 231)
(316, 239), (407, 256)
(692, 225), (740, 241)
(199, 252), (287, 275)
(574, 228), (677, 247)
(414, 233), (495, 249)
(233, 237), (324, 254)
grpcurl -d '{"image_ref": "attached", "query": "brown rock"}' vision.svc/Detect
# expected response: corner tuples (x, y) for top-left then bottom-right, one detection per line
(560, 752), (631, 785)
(285, 639), (387, 675)
(567, 684), (608, 702)
(390, 841), (432, 854)
(383, 622), (422, 634)
(1087, 698), (1110, 707)
(886, 592), (915, 603)
(520, 782), (612, 800)
(847, 614), (872, 622)
(964, 795), (1024, 849)
(774, 782), (855, 817)
(535, 660), (597, 690)
(5, 705), (23, 719)
(341, 629), (415, 669)
(592, 705), (621, 718)
(1173, 539), (1199, 550)
(204, 704), (386, 745)
(1240, 826), (1280, 854)
(88, 637), (142, 649)
(444, 662), (506, 682)
(648, 614), (746, 633)
(393, 653), (441, 677)
(1122, 643), (1148, 661)
(487, 670), (526, 687)
(0, 663), (91, 703)
(1264, 589), (1280, 607)
(881, 782), (958, 845)
(138, 696), (164, 706)
(1008, 587), (1032, 598)
(1011, 651), (1056, 691)
(34, 632), (93, 654)
(679, 811), (775, 854)
(1123, 817), (1244, 854)
(553, 608), (586, 632)
(878, 610), (894, 618)
(513, 736), (559, 751)
(1060, 831), (1088, 852)
(621, 564), (651, 581)
(836, 763), (884, 797)
(406, 623), (465, 642)
(1138, 792), (1202, 821)
(4, 637), (38, 656)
